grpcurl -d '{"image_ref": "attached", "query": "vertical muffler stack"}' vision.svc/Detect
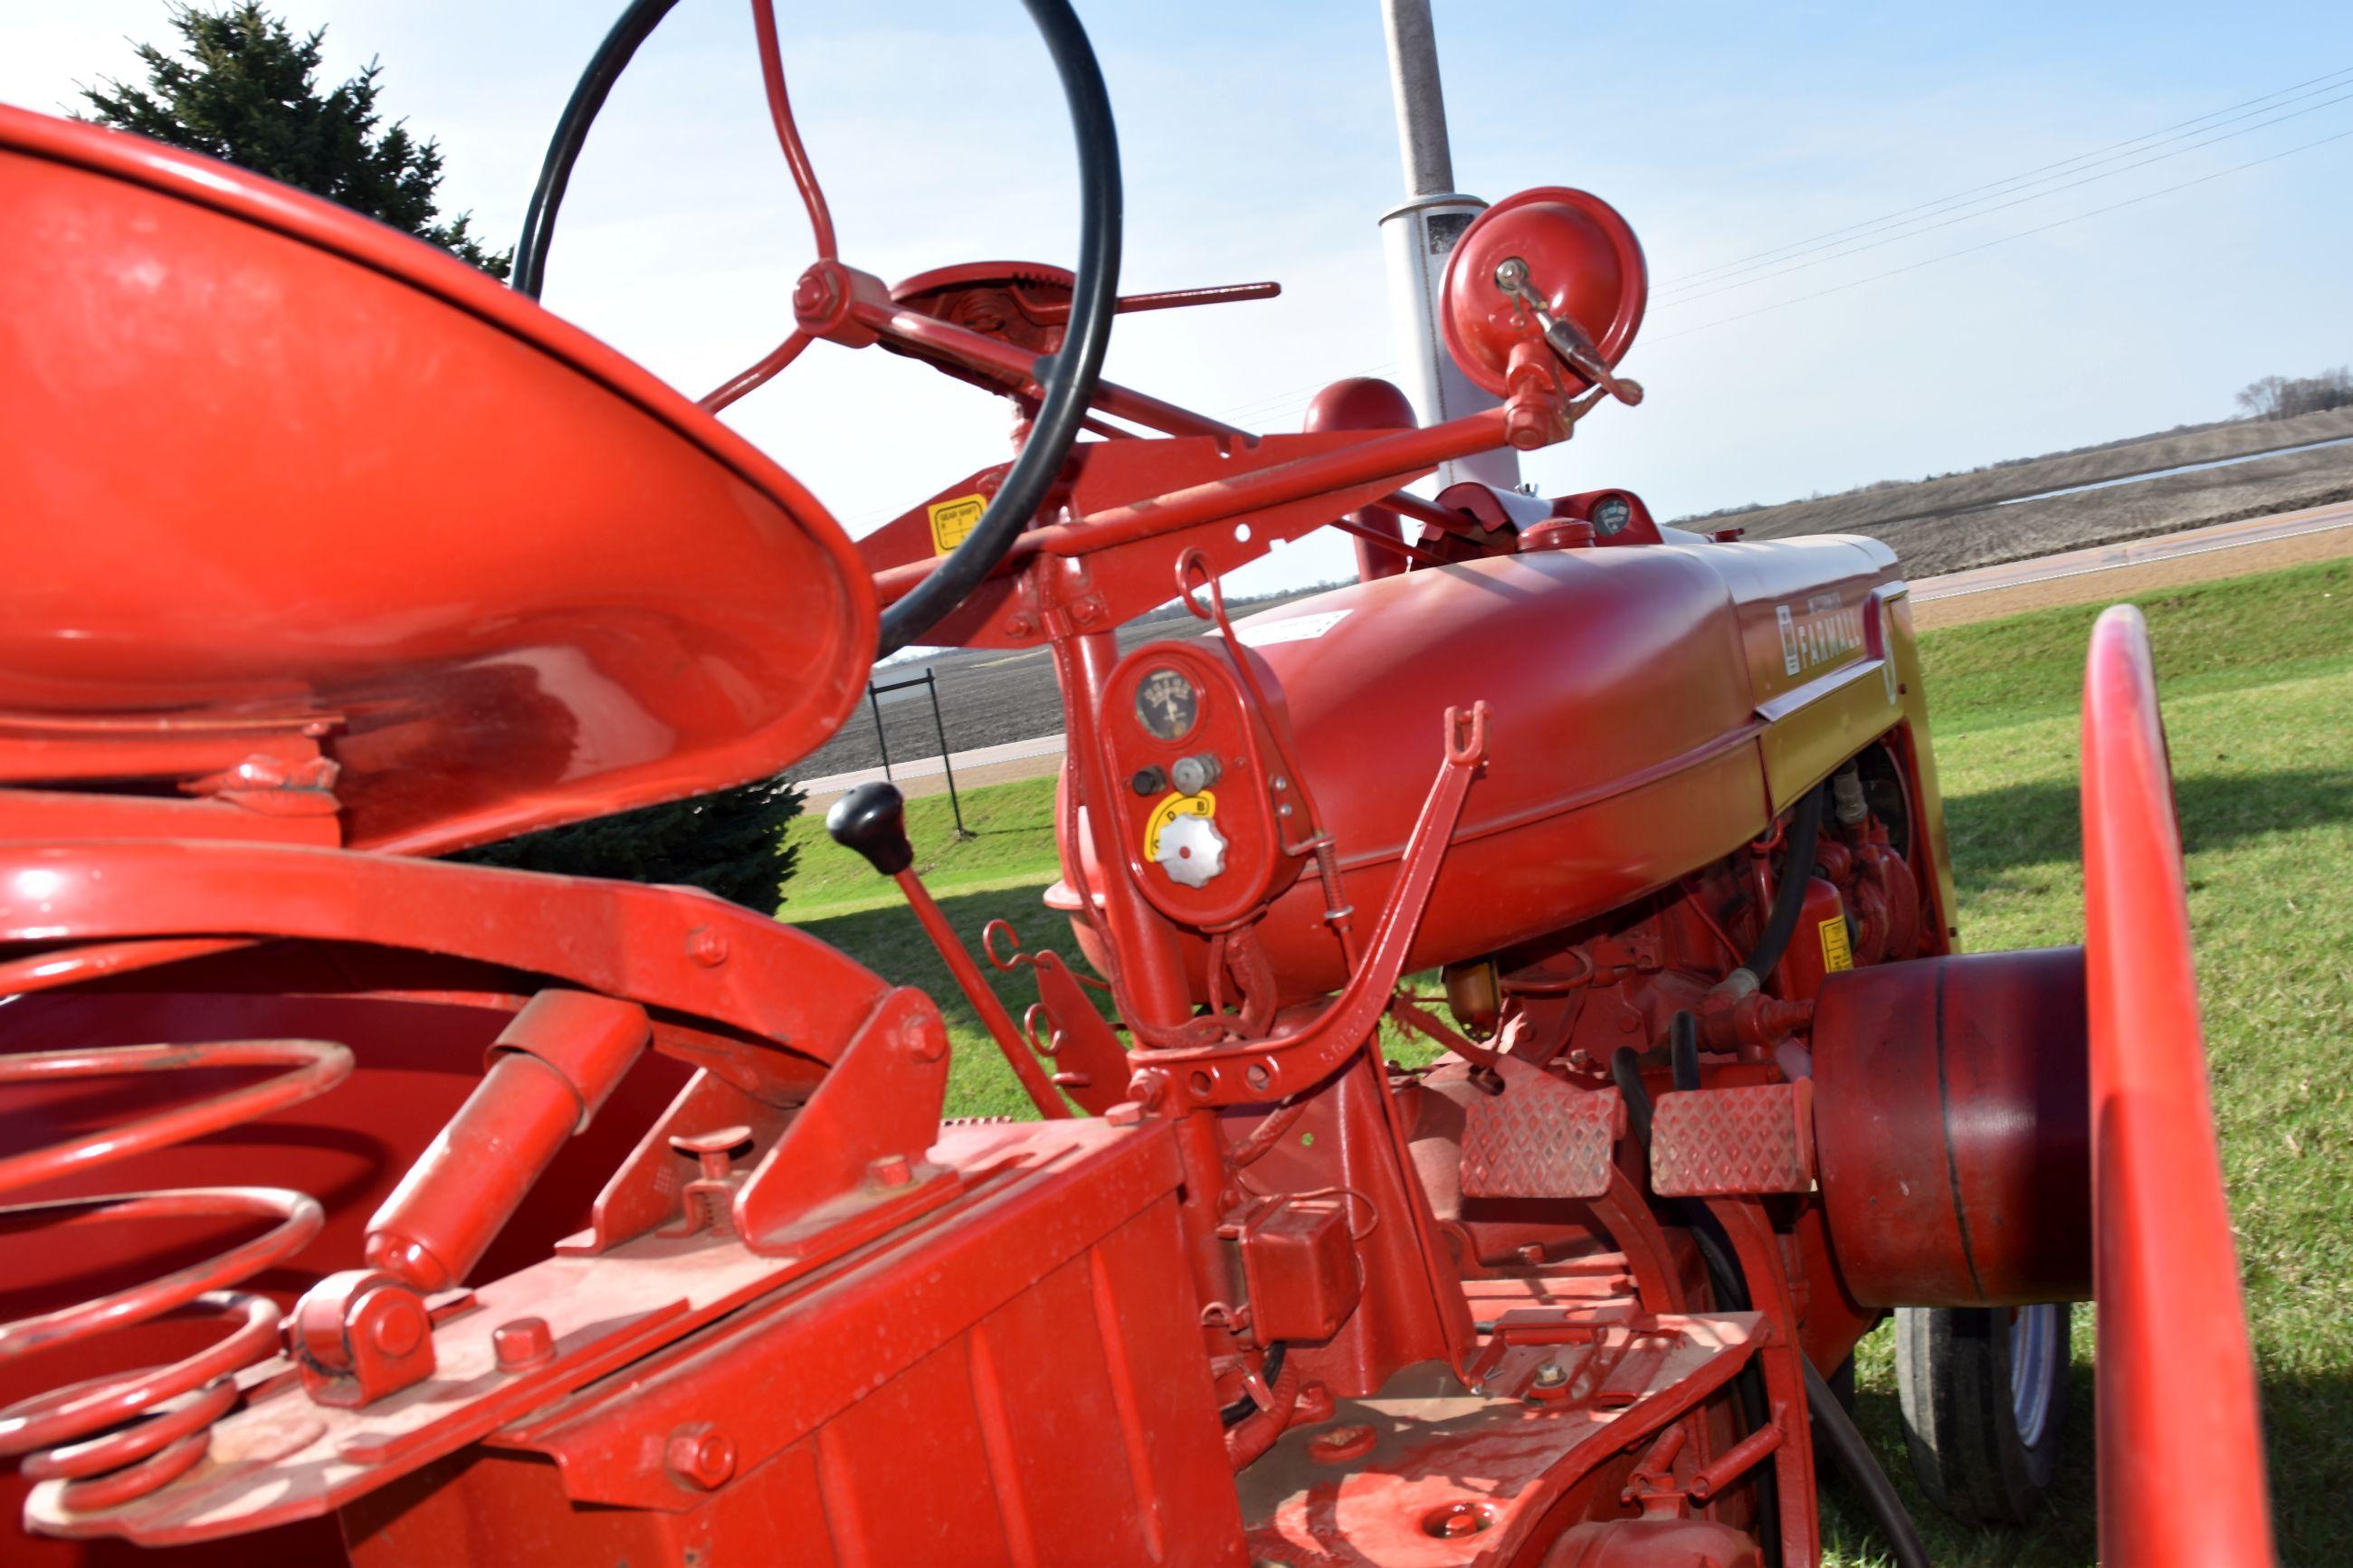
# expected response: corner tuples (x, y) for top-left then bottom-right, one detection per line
(1811, 947), (2091, 1307)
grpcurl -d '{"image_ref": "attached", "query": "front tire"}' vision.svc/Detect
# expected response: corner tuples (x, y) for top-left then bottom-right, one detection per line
(1894, 1303), (2068, 1525)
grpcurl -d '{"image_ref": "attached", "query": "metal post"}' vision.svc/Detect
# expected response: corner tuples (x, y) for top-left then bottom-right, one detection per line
(926, 668), (968, 840)
(867, 682), (894, 783)
(1378, 0), (1518, 492)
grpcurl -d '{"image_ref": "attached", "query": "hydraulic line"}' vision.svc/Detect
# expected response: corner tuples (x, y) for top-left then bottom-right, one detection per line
(1805, 1358), (1932, 1568)
(1718, 786), (1827, 997)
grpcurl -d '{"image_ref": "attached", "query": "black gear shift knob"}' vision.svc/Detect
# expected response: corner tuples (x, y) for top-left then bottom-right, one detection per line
(825, 782), (914, 877)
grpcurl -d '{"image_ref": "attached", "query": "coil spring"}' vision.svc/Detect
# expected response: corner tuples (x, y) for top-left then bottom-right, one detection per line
(0, 1037), (353, 1511)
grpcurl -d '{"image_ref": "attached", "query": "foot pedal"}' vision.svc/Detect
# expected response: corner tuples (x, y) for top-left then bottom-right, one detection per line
(1650, 1081), (1815, 1195)
(1460, 1056), (1624, 1200)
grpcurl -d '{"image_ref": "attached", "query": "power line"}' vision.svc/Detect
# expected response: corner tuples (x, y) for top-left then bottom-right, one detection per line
(1650, 123), (2353, 344)
(1209, 71), (2353, 426)
(1655, 84), (2353, 309)
(1205, 359), (1404, 427)
(1658, 64), (2353, 290)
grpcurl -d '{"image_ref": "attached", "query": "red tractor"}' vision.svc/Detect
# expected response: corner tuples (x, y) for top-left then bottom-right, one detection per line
(0, 3), (2272, 1563)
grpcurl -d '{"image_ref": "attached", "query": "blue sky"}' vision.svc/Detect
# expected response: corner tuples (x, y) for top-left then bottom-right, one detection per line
(9, 2), (2350, 595)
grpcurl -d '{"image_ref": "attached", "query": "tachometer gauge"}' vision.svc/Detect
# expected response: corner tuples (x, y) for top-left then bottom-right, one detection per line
(1135, 667), (1199, 740)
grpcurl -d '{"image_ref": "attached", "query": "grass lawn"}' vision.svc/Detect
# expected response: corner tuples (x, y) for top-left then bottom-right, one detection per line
(782, 558), (2353, 1563)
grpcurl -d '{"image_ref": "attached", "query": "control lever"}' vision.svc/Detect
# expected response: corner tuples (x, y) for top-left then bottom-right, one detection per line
(1493, 256), (1644, 407)
(1031, 280), (1281, 322)
(825, 783), (1072, 1118)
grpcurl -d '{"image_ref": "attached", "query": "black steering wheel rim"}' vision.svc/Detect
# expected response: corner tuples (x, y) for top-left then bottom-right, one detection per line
(513, 0), (1123, 659)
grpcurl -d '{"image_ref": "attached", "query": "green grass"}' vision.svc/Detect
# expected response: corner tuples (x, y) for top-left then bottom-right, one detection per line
(780, 774), (1062, 917)
(1822, 560), (2352, 1566)
(784, 559), (2353, 1561)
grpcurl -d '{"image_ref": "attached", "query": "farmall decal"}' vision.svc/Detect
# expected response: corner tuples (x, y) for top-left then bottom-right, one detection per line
(1778, 592), (1865, 679)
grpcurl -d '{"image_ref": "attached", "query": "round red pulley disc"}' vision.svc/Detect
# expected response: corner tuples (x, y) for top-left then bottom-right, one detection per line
(1440, 186), (1647, 396)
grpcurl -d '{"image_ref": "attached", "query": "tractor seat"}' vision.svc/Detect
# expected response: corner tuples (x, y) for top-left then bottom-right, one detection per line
(0, 107), (875, 856)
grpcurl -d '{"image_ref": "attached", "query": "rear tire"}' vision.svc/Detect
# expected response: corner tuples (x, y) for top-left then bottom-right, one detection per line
(1894, 1303), (2068, 1525)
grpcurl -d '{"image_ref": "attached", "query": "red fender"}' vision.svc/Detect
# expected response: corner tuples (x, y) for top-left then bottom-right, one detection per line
(2080, 604), (2272, 1563)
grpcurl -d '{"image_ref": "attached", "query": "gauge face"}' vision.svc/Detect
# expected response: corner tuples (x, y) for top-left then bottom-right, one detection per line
(1135, 667), (1198, 741)
(1591, 495), (1634, 537)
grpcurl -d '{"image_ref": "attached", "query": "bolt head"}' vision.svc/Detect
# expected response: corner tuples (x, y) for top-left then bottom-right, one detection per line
(492, 1316), (557, 1370)
(792, 267), (837, 320)
(903, 1015), (947, 1062)
(1533, 1361), (1567, 1388)
(363, 1291), (428, 1358)
(686, 927), (729, 967)
(666, 1423), (737, 1490)
(869, 1154), (914, 1188)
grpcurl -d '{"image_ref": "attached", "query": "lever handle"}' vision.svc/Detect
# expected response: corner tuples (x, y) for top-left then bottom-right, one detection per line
(826, 782), (914, 876)
(1493, 256), (1643, 407)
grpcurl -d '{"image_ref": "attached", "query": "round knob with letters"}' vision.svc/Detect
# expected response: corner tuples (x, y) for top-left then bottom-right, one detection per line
(1154, 811), (1228, 888)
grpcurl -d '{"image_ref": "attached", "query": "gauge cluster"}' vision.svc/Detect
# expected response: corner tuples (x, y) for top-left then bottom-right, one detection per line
(1096, 641), (1294, 928)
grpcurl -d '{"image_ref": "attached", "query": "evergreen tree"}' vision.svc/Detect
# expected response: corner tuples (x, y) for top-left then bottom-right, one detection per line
(81, 3), (509, 275)
(83, 4), (808, 911)
(459, 776), (806, 916)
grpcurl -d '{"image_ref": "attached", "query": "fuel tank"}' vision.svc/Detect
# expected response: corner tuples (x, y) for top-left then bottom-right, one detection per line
(1064, 533), (1909, 1000)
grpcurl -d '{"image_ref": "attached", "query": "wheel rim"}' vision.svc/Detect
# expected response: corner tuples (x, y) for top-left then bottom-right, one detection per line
(2007, 1303), (2062, 1447)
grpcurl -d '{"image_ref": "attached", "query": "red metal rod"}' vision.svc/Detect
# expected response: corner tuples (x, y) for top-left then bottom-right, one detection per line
(749, 0), (836, 260)
(1687, 1411), (1785, 1501)
(856, 301), (1231, 442)
(700, 328), (810, 413)
(891, 868), (1072, 1118)
(1026, 410), (1509, 557)
(367, 994), (650, 1293)
(1331, 514), (1447, 566)
(868, 409), (1504, 603)
(1031, 280), (1281, 322)
(848, 298), (1479, 561)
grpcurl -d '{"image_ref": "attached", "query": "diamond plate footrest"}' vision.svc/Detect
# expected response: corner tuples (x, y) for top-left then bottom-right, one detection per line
(1649, 1080), (1816, 1196)
(1460, 1055), (1624, 1200)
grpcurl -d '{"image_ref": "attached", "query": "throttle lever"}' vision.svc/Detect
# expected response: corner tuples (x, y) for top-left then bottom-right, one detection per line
(1032, 280), (1281, 323)
(1494, 256), (1645, 407)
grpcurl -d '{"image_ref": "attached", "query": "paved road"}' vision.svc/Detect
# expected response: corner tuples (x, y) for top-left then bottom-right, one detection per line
(801, 499), (2353, 804)
(1913, 499), (2353, 602)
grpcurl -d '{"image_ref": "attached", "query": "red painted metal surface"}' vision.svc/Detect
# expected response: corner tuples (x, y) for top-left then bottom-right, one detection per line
(1649, 1082), (1816, 1197)
(1458, 1059), (1624, 1200)
(1811, 948), (2091, 1307)
(361, 992), (652, 1293)
(1441, 187), (1648, 398)
(0, 8), (2276, 1557)
(1305, 377), (1422, 582)
(0, 107), (874, 857)
(1058, 537), (1903, 1003)
(2080, 607), (2272, 1563)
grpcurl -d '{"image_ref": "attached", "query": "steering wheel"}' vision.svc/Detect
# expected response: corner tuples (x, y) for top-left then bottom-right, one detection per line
(510, 0), (1123, 658)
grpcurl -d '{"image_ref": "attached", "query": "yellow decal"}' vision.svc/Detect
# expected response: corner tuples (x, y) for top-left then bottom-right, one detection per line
(1818, 915), (1853, 973)
(927, 493), (987, 556)
(1142, 791), (1215, 861)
